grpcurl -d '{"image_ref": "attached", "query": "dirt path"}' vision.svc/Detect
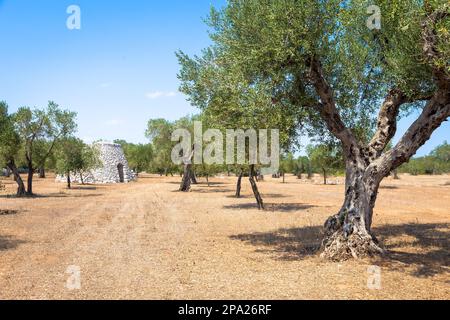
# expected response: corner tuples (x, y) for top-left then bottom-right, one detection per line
(0, 174), (449, 299)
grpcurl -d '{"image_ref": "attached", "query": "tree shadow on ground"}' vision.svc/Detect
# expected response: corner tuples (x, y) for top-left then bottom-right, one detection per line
(230, 226), (322, 260)
(0, 235), (27, 251)
(230, 223), (449, 277)
(191, 188), (235, 194)
(37, 193), (104, 199)
(373, 223), (449, 278)
(196, 182), (230, 186)
(167, 181), (228, 186)
(69, 186), (98, 190)
(136, 175), (164, 179)
(225, 194), (290, 199)
(0, 209), (19, 216)
(0, 193), (103, 199)
(379, 185), (399, 190)
(224, 203), (316, 212)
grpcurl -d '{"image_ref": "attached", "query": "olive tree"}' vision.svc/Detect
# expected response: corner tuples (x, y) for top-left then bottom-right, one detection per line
(307, 144), (344, 185)
(146, 119), (178, 176)
(178, 0), (450, 260)
(55, 138), (100, 188)
(14, 102), (77, 195)
(178, 46), (303, 206)
(0, 102), (26, 196)
(431, 141), (450, 163)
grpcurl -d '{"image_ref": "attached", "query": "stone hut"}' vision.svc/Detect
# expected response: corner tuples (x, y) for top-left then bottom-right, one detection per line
(58, 141), (136, 184)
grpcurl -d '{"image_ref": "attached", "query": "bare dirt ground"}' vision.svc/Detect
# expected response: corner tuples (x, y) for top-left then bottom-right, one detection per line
(0, 173), (449, 300)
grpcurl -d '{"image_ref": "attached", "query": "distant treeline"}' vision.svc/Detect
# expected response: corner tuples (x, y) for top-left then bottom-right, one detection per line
(398, 142), (450, 175)
(278, 142), (450, 179)
(116, 133), (450, 179)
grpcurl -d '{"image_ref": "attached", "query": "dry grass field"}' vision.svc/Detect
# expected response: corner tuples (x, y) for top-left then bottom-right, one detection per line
(0, 173), (449, 300)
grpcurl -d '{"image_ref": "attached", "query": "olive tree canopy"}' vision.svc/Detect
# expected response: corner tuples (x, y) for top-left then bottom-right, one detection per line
(178, 0), (450, 260)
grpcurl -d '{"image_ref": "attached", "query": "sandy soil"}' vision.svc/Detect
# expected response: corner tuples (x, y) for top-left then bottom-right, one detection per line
(0, 173), (449, 300)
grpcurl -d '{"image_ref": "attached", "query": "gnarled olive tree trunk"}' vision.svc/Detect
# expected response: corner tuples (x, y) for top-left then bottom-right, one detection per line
(67, 172), (72, 189)
(392, 170), (399, 180)
(179, 148), (195, 192)
(6, 160), (26, 197)
(249, 165), (264, 210)
(308, 9), (450, 259)
(191, 171), (198, 184)
(179, 163), (192, 192)
(307, 163), (313, 179)
(26, 164), (34, 196)
(321, 157), (383, 260)
(235, 169), (243, 198)
(39, 167), (45, 179)
(320, 87), (450, 261)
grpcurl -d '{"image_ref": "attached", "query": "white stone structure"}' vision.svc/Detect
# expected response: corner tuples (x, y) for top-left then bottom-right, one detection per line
(57, 141), (136, 184)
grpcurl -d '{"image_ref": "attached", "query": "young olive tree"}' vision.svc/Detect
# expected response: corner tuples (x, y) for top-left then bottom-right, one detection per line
(307, 144), (344, 185)
(178, 48), (303, 206)
(280, 153), (298, 183)
(0, 102), (26, 196)
(178, 0), (450, 260)
(13, 102), (77, 195)
(55, 138), (100, 188)
(173, 115), (201, 191)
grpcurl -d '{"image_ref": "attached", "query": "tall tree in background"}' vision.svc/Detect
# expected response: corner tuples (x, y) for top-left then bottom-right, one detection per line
(115, 140), (153, 174)
(0, 102), (25, 196)
(55, 138), (99, 188)
(14, 102), (77, 195)
(399, 141), (450, 175)
(173, 115), (201, 188)
(307, 144), (344, 185)
(294, 156), (311, 179)
(178, 0), (450, 260)
(431, 141), (450, 163)
(280, 153), (297, 183)
(146, 119), (177, 176)
(178, 44), (303, 208)
(56, 138), (84, 189)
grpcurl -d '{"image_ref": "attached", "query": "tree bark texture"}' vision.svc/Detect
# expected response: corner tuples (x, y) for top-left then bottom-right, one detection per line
(179, 147), (195, 192)
(235, 170), (243, 198)
(249, 165), (264, 210)
(26, 164), (34, 196)
(307, 9), (450, 260)
(179, 164), (192, 192)
(7, 160), (26, 197)
(39, 167), (45, 179)
(67, 172), (71, 189)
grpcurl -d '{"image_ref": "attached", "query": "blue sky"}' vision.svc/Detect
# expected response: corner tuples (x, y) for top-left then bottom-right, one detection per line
(0, 0), (448, 157)
(0, 0), (225, 143)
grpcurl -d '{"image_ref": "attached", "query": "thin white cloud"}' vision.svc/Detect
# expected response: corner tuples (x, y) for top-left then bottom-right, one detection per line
(100, 82), (112, 88)
(145, 91), (177, 99)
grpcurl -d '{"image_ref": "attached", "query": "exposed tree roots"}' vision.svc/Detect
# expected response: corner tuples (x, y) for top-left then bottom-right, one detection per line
(321, 215), (385, 261)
